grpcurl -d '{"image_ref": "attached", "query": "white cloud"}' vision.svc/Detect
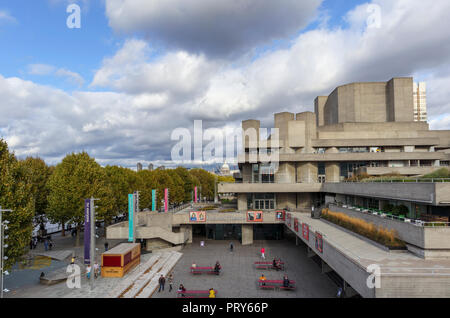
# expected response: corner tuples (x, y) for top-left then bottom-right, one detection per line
(28, 63), (85, 87)
(105, 0), (322, 57)
(3, 0), (450, 168)
(0, 10), (16, 24)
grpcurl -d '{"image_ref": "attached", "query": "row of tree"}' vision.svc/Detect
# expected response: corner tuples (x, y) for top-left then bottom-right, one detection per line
(0, 139), (234, 268)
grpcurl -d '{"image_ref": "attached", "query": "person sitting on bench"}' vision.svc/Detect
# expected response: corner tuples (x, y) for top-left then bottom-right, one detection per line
(283, 275), (290, 288)
(178, 284), (186, 297)
(214, 261), (221, 274)
(259, 274), (266, 286)
(276, 259), (282, 271)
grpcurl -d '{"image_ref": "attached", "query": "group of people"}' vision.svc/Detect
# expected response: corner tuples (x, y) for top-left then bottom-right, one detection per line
(191, 261), (222, 274)
(272, 258), (283, 271)
(158, 273), (174, 292)
(85, 262), (101, 279)
(258, 273), (292, 288)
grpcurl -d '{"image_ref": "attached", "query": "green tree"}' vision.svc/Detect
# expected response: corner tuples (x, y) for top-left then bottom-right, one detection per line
(0, 139), (34, 269)
(46, 152), (114, 245)
(189, 169), (215, 200)
(20, 157), (52, 233)
(105, 166), (138, 216)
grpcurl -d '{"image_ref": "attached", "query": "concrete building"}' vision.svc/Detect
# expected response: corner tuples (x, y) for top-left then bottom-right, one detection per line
(224, 77), (450, 214)
(137, 163), (143, 172)
(107, 77), (450, 298)
(148, 163), (154, 171)
(413, 82), (427, 122)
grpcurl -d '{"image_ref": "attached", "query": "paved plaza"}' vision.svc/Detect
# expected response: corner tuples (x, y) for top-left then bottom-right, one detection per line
(5, 234), (338, 298)
(152, 238), (337, 298)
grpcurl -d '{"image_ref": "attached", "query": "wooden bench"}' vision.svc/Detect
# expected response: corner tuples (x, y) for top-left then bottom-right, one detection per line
(258, 280), (296, 291)
(177, 290), (218, 298)
(254, 262), (285, 271)
(190, 267), (221, 275)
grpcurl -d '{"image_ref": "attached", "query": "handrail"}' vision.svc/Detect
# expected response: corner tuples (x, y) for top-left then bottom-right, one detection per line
(344, 178), (450, 183)
(331, 204), (450, 227)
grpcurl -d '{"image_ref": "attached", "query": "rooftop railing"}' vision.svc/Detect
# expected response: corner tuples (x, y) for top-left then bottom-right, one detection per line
(343, 178), (450, 183)
(334, 204), (450, 227)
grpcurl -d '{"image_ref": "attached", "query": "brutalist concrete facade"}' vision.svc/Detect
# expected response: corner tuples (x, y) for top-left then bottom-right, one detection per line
(221, 77), (450, 213)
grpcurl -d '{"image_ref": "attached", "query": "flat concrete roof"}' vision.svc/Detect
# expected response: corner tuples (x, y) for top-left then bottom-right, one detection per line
(103, 243), (140, 255)
(290, 212), (450, 275)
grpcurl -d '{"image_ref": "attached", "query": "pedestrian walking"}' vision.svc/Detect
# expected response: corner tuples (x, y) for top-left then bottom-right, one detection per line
(158, 274), (166, 292)
(86, 265), (91, 279)
(44, 239), (49, 251)
(260, 247), (265, 259)
(230, 242), (234, 252)
(104, 241), (109, 252)
(168, 274), (173, 292)
(33, 237), (38, 249)
(94, 261), (100, 279)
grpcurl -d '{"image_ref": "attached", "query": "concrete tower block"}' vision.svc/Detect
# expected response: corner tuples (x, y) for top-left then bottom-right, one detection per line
(387, 77), (414, 122)
(315, 96), (328, 127)
(296, 112), (317, 153)
(275, 112), (295, 152)
(242, 120), (260, 149)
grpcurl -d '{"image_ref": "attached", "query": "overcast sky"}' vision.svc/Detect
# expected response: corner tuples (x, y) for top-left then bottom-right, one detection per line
(1, 0), (450, 169)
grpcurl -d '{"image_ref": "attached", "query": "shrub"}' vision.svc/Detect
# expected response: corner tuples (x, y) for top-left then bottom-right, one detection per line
(321, 209), (405, 248)
(383, 204), (394, 213)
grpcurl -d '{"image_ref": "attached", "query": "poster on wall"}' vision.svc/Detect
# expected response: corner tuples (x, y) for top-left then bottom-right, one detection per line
(287, 213), (291, 227)
(275, 210), (285, 221)
(302, 223), (309, 241)
(247, 211), (263, 222)
(189, 211), (206, 222)
(294, 218), (299, 232)
(315, 232), (323, 253)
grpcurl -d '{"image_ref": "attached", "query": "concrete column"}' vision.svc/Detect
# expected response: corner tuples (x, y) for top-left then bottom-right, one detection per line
(275, 162), (296, 183)
(242, 224), (253, 245)
(238, 193), (247, 211)
(325, 163), (340, 183)
(277, 193), (296, 210)
(181, 224), (193, 244)
(297, 162), (318, 183)
(297, 193), (313, 210)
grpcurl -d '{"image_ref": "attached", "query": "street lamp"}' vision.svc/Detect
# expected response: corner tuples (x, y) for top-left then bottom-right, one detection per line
(1, 206), (13, 299)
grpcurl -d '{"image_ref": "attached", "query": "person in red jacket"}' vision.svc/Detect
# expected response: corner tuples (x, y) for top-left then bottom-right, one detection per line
(261, 247), (265, 259)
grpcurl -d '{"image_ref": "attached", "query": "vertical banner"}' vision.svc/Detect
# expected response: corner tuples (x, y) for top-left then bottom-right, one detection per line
(164, 188), (169, 212)
(128, 194), (134, 242)
(194, 186), (198, 203)
(84, 199), (91, 265)
(152, 189), (156, 212)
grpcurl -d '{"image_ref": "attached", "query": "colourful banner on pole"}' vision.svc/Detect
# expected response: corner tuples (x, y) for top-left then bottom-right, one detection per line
(194, 186), (198, 203)
(164, 188), (169, 212)
(152, 189), (156, 212)
(128, 194), (134, 242)
(84, 199), (91, 265)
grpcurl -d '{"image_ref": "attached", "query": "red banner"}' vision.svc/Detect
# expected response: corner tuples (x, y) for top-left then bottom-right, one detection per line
(275, 210), (285, 221)
(302, 223), (309, 241)
(294, 218), (299, 232)
(315, 232), (323, 253)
